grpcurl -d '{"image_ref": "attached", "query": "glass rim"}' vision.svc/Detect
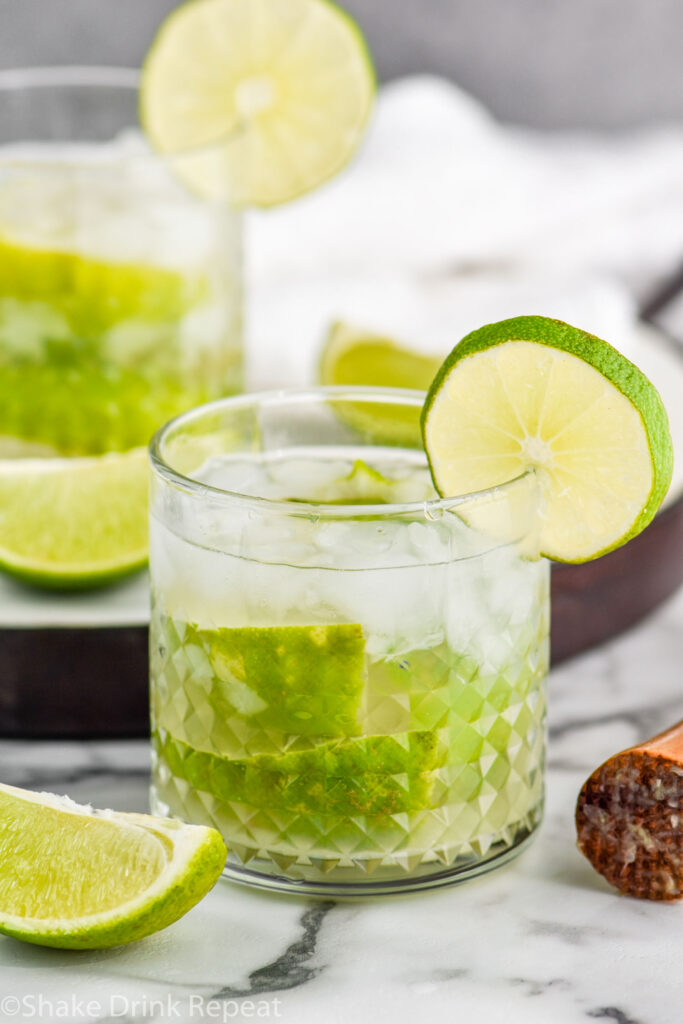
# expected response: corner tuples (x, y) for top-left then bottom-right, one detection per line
(149, 386), (534, 519)
(0, 64), (230, 167)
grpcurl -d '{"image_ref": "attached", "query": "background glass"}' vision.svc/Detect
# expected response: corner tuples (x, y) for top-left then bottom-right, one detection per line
(0, 67), (242, 568)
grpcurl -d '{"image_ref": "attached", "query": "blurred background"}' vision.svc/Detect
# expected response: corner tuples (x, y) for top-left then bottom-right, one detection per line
(2, 0), (683, 128)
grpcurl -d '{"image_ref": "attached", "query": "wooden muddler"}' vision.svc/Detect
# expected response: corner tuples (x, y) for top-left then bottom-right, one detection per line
(575, 720), (683, 900)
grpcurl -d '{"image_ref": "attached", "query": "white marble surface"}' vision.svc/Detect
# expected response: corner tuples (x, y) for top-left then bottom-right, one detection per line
(0, 589), (681, 1024)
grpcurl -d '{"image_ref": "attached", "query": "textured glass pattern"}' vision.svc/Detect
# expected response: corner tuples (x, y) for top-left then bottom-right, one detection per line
(151, 584), (548, 885)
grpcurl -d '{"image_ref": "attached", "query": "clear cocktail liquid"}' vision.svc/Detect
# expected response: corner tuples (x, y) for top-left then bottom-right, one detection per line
(150, 446), (549, 893)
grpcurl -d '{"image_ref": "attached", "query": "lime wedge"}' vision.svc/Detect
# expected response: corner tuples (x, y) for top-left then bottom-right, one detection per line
(140, 0), (375, 206)
(319, 323), (440, 447)
(0, 782), (226, 949)
(421, 316), (674, 563)
(0, 449), (149, 587)
(320, 321), (441, 390)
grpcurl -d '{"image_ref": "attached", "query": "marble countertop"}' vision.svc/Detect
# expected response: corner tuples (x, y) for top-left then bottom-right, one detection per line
(0, 590), (681, 1024)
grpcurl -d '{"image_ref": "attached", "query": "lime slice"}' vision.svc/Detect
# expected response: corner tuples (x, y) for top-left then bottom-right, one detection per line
(140, 0), (375, 206)
(421, 316), (674, 563)
(0, 782), (226, 949)
(0, 449), (149, 587)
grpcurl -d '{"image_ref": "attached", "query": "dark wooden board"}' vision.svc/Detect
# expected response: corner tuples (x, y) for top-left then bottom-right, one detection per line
(550, 493), (683, 663)
(0, 624), (149, 739)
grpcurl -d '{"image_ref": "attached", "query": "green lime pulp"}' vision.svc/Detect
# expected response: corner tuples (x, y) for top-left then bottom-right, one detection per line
(0, 237), (241, 456)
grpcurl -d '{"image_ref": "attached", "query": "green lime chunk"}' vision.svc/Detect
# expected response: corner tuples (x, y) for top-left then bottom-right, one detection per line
(0, 237), (205, 335)
(159, 620), (367, 739)
(155, 728), (446, 818)
(0, 356), (188, 456)
(284, 459), (435, 505)
(0, 782), (226, 949)
(422, 315), (674, 562)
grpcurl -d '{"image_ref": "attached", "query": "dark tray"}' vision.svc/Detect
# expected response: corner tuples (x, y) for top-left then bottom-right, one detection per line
(1, 491), (682, 739)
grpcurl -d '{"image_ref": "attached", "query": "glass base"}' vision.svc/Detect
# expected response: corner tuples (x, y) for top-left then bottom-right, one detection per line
(218, 812), (543, 899)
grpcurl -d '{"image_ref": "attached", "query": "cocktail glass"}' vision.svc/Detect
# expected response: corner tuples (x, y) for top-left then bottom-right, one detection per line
(0, 67), (241, 578)
(149, 388), (549, 896)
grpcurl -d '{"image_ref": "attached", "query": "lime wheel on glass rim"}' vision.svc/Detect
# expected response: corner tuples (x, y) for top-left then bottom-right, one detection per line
(421, 315), (674, 563)
(140, 0), (376, 206)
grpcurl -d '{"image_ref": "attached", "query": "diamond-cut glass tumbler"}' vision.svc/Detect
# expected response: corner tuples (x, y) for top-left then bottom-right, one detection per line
(149, 389), (549, 896)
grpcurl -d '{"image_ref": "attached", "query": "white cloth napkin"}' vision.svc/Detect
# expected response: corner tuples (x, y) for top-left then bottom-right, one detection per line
(250, 77), (683, 296)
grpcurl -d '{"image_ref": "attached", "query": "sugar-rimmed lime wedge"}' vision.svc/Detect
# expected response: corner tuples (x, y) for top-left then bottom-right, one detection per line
(0, 782), (226, 949)
(140, 0), (375, 207)
(421, 316), (674, 563)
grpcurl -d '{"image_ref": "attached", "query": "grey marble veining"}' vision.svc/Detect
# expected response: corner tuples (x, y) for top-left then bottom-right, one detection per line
(0, 590), (681, 1024)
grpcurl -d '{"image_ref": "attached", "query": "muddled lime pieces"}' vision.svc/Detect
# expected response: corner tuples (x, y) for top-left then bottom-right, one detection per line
(140, 0), (375, 206)
(0, 782), (226, 949)
(201, 622), (367, 736)
(155, 727), (446, 818)
(156, 614), (366, 745)
(0, 449), (149, 587)
(422, 316), (674, 562)
(0, 238), (209, 455)
(0, 237), (205, 335)
(0, 357), (188, 456)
